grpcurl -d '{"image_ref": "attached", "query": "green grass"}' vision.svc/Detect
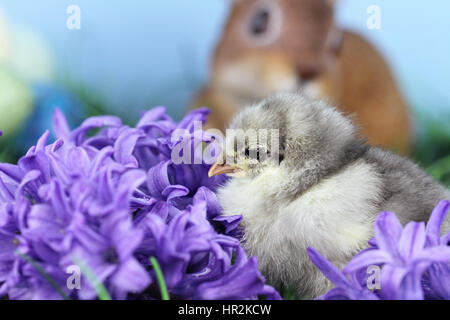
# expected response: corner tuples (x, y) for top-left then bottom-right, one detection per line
(277, 284), (303, 300)
(426, 155), (450, 187)
(0, 137), (22, 164)
(413, 109), (450, 186)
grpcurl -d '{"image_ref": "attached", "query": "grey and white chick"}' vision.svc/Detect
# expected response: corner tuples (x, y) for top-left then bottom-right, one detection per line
(208, 93), (450, 299)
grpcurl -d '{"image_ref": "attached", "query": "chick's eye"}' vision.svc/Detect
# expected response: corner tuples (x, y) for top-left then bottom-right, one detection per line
(245, 147), (263, 162)
(249, 9), (270, 36)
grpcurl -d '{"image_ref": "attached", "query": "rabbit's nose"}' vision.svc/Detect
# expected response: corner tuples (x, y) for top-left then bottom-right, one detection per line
(297, 65), (320, 82)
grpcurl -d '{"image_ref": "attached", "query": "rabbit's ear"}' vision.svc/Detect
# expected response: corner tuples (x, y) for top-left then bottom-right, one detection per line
(326, 0), (338, 6)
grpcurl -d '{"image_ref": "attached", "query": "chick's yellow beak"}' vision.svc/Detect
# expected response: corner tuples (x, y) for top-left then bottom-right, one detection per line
(208, 163), (236, 177)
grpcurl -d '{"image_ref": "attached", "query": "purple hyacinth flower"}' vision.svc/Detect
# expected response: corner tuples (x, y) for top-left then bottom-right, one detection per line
(308, 201), (450, 300)
(140, 202), (217, 289)
(0, 107), (280, 300)
(343, 208), (450, 300)
(422, 200), (450, 299)
(193, 246), (281, 300)
(307, 248), (379, 300)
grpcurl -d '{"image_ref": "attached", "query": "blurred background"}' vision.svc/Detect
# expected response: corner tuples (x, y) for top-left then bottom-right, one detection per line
(0, 0), (449, 184)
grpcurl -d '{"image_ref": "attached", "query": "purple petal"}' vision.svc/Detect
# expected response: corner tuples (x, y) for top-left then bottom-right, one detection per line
(109, 218), (144, 258)
(114, 169), (147, 210)
(344, 249), (391, 274)
(426, 263), (450, 299)
(213, 215), (242, 235)
(195, 256), (270, 300)
(177, 108), (210, 131)
(320, 287), (353, 300)
(89, 146), (114, 176)
(426, 200), (450, 246)
(398, 222), (426, 260)
(35, 130), (50, 152)
(114, 129), (142, 168)
(414, 246), (450, 264)
(15, 170), (41, 201)
(66, 147), (91, 176)
(380, 265), (409, 300)
(0, 233), (16, 262)
(25, 204), (61, 239)
(398, 272), (425, 300)
(147, 161), (189, 201)
(144, 212), (167, 243)
(162, 185), (189, 202)
(136, 107), (167, 128)
(0, 177), (14, 202)
(442, 233), (450, 246)
(70, 116), (122, 145)
(307, 247), (352, 289)
(0, 163), (23, 182)
(111, 258), (151, 292)
(52, 108), (71, 140)
(147, 161), (171, 198)
(193, 187), (222, 218)
(320, 286), (378, 300)
(374, 211), (403, 255)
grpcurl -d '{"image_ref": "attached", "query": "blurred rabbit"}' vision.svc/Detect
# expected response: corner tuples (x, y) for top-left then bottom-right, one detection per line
(191, 0), (412, 154)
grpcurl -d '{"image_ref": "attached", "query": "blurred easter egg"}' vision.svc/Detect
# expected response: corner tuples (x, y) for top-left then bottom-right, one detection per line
(8, 25), (55, 83)
(16, 84), (85, 150)
(0, 9), (9, 61)
(0, 65), (33, 138)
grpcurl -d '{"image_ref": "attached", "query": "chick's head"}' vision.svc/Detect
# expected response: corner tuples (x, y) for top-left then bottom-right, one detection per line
(209, 93), (367, 185)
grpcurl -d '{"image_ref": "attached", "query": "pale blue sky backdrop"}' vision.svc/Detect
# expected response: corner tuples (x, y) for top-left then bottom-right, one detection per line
(1, 0), (449, 121)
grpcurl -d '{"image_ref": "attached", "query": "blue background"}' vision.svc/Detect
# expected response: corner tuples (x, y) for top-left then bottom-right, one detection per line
(1, 0), (449, 121)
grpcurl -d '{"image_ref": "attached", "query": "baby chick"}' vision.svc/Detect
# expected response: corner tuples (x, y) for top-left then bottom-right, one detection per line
(208, 93), (450, 299)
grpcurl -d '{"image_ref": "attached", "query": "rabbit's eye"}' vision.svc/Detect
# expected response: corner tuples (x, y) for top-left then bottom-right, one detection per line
(250, 9), (270, 36)
(244, 1), (283, 46)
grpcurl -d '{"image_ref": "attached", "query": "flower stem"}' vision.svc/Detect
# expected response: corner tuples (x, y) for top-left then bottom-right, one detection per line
(73, 257), (112, 300)
(16, 251), (71, 300)
(150, 256), (170, 300)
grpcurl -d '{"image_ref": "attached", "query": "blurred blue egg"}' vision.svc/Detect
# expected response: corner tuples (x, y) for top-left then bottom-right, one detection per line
(16, 84), (85, 151)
